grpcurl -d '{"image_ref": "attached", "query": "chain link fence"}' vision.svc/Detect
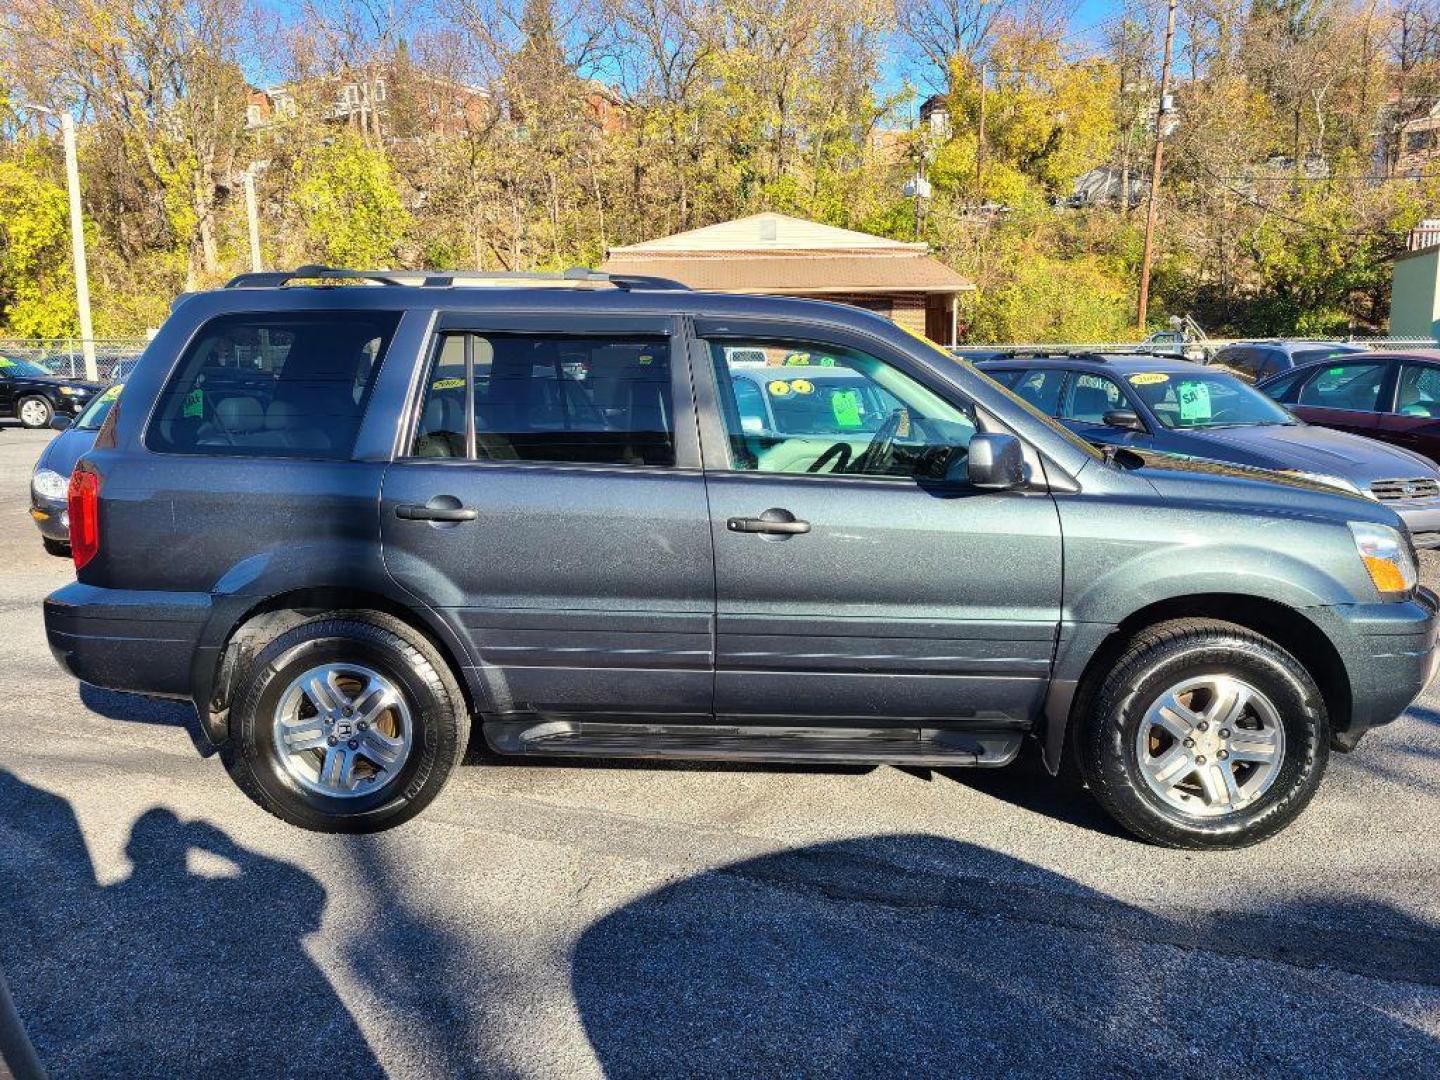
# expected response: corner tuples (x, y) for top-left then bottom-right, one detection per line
(0, 338), (150, 383)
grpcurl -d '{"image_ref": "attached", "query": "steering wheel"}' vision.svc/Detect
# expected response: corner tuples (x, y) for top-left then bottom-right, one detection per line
(850, 408), (906, 476)
(807, 441), (853, 474)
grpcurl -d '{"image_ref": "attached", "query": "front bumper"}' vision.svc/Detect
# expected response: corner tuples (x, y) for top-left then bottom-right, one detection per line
(29, 495), (68, 543)
(1315, 586), (1440, 748)
(1391, 498), (1440, 548)
(44, 582), (211, 699)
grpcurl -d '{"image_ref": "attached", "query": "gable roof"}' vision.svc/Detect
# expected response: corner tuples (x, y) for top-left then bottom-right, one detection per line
(607, 212), (929, 255)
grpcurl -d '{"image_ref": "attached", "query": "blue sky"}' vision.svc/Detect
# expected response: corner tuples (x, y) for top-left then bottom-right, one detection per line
(879, 0), (1141, 108)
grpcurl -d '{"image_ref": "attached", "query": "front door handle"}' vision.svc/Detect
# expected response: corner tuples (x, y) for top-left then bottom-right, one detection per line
(397, 500), (477, 522)
(727, 508), (810, 536)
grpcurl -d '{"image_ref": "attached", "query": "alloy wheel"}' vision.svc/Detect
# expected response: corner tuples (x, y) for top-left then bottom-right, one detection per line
(1134, 674), (1286, 818)
(271, 662), (413, 798)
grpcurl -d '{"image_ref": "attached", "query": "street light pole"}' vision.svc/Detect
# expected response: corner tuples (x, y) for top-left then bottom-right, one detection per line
(60, 113), (98, 381)
(1136, 0), (1177, 333)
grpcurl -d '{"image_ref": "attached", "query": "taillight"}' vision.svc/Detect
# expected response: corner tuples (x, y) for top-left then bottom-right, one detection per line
(68, 468), (100, 569)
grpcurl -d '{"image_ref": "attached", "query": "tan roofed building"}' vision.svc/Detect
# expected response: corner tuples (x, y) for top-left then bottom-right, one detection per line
(602, 213), (973, 344)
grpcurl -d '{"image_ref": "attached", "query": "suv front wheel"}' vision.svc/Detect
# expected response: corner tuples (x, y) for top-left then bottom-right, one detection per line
(222, 613), (468, 832)
(1079, 618), (1329, 849)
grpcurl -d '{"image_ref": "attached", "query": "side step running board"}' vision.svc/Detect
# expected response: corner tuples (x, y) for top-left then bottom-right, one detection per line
(483, 720), (1024, 768)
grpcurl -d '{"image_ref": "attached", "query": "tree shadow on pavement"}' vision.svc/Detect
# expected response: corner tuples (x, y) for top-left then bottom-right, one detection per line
(571, 833), (1440, 1078)
(0, 768), (381, 1078)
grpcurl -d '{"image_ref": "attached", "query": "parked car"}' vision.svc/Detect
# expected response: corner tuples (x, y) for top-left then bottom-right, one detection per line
(1257, 349), (1440, 469)
(43, 267), (1439, 849)
(981, 354), (1440, 548)
(30, 384), (123, 556)
(1209, 340), (1369, 383)
(1141, 330), (1207, 362)
(0, 355), (105, 428)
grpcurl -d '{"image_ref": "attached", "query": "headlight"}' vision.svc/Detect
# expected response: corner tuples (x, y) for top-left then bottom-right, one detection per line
(32, 468), (69, 501)
(1285, 470), (1366, 497)
(57, 386), (87, 397)
(1350, 521), (1417, 597)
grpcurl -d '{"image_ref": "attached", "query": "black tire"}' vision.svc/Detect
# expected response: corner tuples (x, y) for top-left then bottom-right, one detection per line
(1078, 618), (1328, 850)
(42, 537), (70, 558)
(221, 612), (468, 832)
(17, 396), (53, 429)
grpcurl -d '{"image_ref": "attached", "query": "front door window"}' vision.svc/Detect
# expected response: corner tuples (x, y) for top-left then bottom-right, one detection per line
(708, 340), (977, 480)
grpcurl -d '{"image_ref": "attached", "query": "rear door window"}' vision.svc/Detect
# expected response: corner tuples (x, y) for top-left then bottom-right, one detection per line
(147, 311), (399, 458)
(1296, 362), (1385, 412)
(410, 332), (675, 466)
(1007, 369), (1067, 415)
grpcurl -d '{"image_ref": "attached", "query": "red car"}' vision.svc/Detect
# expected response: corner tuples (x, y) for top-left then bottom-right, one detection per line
(1257, 349), (1440, 464)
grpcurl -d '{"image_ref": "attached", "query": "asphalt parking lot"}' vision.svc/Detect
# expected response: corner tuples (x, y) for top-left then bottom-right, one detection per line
(1, 424), (1438, 1078)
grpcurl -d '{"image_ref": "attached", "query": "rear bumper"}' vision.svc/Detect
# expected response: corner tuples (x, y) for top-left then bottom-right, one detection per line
(44, 582), (210, 699)
(1319, 586), (1440, 748)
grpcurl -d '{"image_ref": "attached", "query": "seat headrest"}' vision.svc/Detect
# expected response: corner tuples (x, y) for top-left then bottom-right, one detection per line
(265, 399), (303, 431)
(215, 396), (264, 433)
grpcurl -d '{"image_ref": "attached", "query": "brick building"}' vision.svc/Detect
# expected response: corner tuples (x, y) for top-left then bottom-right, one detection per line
(601, 213), (973, 343)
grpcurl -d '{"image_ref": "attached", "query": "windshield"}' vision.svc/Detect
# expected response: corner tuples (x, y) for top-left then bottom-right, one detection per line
(1125, 370), (1296, 429)
(0, 356), (53, 378)
(73, 383), (122, 430)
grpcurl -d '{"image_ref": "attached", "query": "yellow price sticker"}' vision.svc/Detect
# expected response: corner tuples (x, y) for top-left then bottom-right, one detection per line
(431, 377), (465, 390)
(1128, 372), (1170, 386)
(767, 380), (792, 397)
(790, 378), (814, 395)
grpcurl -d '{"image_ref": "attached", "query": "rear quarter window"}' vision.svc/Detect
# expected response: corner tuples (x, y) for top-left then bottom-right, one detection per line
(146, 311), (400, 458)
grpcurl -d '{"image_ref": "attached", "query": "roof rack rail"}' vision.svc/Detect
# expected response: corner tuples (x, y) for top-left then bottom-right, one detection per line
(223, 264), (691, 291)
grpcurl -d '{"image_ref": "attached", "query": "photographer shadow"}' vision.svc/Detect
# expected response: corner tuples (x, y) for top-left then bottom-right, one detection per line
(0, 768), (381, 1077)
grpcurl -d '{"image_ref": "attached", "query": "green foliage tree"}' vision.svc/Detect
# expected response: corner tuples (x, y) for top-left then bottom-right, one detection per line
(0, 156), (77, 337)
(294, 133), (409, 266)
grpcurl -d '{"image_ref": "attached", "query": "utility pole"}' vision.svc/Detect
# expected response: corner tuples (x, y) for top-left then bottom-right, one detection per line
(974, 63), (987, 195)
(1137, 0), (1177, 333)
(243, 165), (263, 273)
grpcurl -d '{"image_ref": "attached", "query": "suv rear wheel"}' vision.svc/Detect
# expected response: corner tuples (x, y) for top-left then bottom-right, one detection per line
(222, 612), (468, 832)
(1079, 618), (1328, 849)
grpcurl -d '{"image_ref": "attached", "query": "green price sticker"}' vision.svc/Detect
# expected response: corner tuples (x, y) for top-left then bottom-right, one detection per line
(1177, 381), (1211, 422)
(831, 389), (863, 428)
(183, 387), (204, 418)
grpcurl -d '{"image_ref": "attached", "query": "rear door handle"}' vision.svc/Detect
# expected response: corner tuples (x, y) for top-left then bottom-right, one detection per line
(727, 509), (810, 536)
(396, 502), (477, 522)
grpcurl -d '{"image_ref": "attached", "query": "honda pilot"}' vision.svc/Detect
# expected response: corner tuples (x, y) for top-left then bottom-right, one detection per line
(43, 267), (1440, 848)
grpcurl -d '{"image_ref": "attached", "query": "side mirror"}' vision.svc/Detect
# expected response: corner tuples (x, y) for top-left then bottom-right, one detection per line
(1103, 409), (1145, 433)
(967, 432), (1026, 490)
(49, 416), (72, 432)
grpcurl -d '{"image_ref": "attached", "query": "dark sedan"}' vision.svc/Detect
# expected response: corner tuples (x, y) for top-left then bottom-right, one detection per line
(30, 384), (121, 555)
(1209, 340), (1370, 383)
(1256, 349), (1440, 466)
(0, 355), (105, 428)
(981, 354), (1440, 547)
